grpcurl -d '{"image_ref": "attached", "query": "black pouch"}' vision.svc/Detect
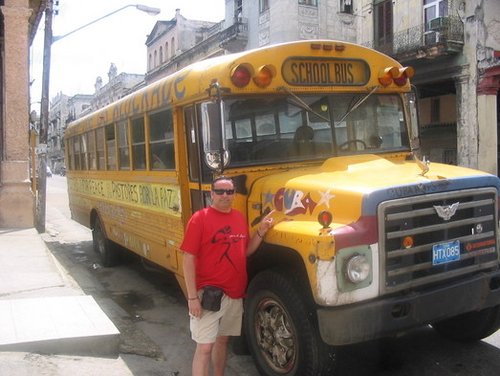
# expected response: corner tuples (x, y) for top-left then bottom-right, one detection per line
(201, 286), (224, 311)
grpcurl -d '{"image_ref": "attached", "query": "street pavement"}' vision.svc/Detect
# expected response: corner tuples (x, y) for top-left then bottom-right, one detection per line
(0, 227), (147, 375)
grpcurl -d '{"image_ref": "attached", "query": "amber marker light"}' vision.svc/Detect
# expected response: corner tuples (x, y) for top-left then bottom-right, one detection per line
(378, 66), (399, 86)
(318, 211), (333, 229)
(402, 236), (414, 249)
(231, 64), (253, 87)
(253, 65), (275, 88)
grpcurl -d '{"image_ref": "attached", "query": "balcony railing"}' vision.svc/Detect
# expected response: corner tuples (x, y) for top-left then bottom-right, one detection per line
(364, 16), (464, 61)
(219, 18), (248, 52)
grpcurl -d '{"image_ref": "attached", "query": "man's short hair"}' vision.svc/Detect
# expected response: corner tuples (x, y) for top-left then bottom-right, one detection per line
(212, 176), (234, 189)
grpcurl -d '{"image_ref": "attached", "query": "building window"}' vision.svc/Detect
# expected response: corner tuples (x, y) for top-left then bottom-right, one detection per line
(340, 0), (353, 14)
(259, 0), (269, 13)
(374, 0), (393, 54)
(154, 50), (158, 67)
(424, 0), (448, 27)
(165, 42), (169, 60)
(171, 37), (175, 57)
(234, 0), (242, 21)
(159, 46), (163, 64)
(148, 53), (153, 70)
(299, 0), (317, 6)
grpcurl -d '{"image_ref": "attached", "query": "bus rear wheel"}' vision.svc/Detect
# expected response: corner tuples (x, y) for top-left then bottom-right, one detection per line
(244, 269), (336, 376)
(92, 217), (119, 267)
(432, 305), (500, 342)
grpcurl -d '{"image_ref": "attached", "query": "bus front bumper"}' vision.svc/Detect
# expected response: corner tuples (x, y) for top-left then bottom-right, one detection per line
(317, 270), (500, 346)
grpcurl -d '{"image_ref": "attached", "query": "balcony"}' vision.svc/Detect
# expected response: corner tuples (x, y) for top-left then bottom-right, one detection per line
(219, 18), (249, 52)
(364, 16), (464, 62)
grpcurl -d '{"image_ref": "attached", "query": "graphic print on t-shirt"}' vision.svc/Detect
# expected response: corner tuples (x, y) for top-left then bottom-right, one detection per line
(212, 225), (244, 270)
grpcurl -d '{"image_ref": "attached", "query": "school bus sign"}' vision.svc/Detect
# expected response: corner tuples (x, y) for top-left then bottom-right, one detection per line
(281, 57), (370, 86)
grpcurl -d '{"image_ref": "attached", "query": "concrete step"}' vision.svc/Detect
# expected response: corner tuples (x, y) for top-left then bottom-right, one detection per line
(0, 295), (120, 357)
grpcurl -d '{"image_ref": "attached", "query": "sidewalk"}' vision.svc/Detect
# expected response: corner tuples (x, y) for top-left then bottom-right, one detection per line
(0, 227), (135, 375)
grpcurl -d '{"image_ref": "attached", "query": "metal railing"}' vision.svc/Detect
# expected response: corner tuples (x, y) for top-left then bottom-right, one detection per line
(363, 16), (464, 59)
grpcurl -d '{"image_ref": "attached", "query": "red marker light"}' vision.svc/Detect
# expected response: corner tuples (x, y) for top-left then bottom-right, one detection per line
(231, 64), (252, 87)
(318, 211), (333, 228)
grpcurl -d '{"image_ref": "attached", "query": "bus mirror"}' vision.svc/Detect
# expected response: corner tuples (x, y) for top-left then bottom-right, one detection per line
(200, 101), (230, 171)
(405, 86), (420, 149)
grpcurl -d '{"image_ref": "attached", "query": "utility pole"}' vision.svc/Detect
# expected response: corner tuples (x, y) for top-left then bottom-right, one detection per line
(36, 0), (53, 233)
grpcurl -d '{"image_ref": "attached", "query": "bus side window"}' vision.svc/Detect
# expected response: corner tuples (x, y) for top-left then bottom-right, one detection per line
(73, 137), (81, 170)
(88, 130), (97, 170)
(96, 127), (105, 170)
(149, 109), (175, 170)
(105, 124), (116, 170)
(81, 133), (89, 170)
(132, 117), (146, 170)
(117, 120), (130, 170)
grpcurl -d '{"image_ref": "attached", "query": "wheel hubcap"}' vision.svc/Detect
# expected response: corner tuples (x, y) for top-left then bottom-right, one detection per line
(254, 297), (296, 373)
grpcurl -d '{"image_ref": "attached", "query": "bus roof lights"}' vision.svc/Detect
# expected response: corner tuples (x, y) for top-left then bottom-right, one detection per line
(378, 66), (399, 87)
(393, 66), (415, 87)
(231, 64), (253, 87)
(253, 65), (275, 88)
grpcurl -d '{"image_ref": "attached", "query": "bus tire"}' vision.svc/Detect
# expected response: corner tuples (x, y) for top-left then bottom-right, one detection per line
(92, 217), (119, 267)
(432, 305), (500, 342)
(244, 269), (337, 376)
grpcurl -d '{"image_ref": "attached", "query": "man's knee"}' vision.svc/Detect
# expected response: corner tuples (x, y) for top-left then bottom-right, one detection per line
(196, 342), (214, 355)
(215, 335), (229, 346)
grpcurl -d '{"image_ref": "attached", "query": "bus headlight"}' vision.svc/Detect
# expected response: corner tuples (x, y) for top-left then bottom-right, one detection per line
(346, 255), (371, 283)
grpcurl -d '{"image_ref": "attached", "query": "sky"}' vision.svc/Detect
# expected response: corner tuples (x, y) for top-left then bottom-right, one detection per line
(30, 0), (225, 111)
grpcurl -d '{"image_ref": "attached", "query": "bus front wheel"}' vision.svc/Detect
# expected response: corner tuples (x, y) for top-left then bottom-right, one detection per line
(92, 217), (119, 267)
(244, 269), (337, 376)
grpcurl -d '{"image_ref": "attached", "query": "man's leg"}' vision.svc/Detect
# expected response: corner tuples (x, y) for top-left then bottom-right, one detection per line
(212, 335), (230, 376)
(193, 342), (213, 376)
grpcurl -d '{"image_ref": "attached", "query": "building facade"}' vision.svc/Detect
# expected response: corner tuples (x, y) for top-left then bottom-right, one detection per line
(357, 0), (499, 174)
(0, 0), (44, 228)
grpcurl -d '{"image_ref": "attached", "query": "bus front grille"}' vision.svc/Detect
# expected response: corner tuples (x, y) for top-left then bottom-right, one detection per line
(378, 188), (499, 294)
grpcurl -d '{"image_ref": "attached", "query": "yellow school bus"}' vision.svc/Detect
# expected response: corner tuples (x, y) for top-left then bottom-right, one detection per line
(65, 40), (500, 376)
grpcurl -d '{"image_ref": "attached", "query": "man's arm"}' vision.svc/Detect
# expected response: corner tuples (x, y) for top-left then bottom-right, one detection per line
(182, 252), (202, 318)
(247, 210), (275, 256)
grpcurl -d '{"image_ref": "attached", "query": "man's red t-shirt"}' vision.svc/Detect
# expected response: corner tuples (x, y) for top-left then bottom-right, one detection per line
(180, 207), (249, 298)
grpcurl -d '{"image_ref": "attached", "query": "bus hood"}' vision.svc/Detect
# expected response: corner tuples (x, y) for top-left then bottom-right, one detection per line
(249, 154), (500, 226)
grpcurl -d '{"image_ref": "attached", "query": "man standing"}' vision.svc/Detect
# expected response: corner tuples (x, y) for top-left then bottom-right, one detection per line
(181, 176), (274, 376)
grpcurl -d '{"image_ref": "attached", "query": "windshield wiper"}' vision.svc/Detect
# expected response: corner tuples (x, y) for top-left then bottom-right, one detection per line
(337, 86), (380, 123)
(277, 86), (330, 123)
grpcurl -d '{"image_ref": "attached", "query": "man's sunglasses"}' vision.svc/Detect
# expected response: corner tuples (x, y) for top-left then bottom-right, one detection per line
(213, 189), (235, 195)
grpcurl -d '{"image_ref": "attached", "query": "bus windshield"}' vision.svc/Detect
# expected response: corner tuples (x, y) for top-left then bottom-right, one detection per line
(223, 93), (409, 167)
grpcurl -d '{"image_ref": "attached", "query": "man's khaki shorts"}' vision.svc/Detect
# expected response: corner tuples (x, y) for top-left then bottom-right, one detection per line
(190, 294), (243, 344)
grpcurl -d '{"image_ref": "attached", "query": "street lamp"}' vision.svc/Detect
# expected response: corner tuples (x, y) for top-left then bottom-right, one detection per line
(35, 2), (161, 233)
(52, 4), (161, 43)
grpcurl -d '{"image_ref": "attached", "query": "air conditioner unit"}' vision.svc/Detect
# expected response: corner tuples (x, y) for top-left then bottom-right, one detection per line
(428, 17), (449, 31)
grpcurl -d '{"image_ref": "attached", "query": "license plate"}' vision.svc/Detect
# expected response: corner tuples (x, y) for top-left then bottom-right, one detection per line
(432, 240), (461, 265)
